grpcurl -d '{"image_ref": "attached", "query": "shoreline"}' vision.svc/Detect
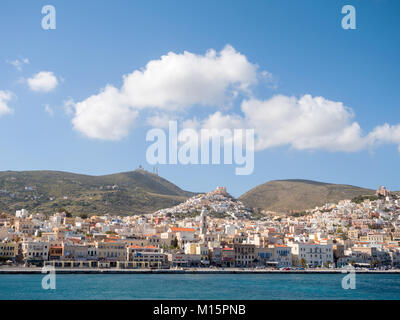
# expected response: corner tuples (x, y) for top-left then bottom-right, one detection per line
(1, 267), (400, 274)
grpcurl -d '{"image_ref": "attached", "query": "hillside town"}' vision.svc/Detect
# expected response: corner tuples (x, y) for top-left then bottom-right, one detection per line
(1, 186), (400, 270)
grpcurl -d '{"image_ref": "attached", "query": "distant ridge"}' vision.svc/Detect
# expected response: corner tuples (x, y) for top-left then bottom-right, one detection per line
(239, 179), (375, 213)
(0, 170), (383, 217)
(0, 169), (194, 216)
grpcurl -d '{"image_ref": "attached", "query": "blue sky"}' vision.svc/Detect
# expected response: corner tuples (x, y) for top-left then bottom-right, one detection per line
(0, 0), (399, 197)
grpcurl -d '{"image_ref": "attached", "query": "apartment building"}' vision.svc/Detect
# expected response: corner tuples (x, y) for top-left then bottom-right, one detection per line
(22, 240), (49, 265)
(127, 245), (166, 268)
(95, 241), (126, 262)
(63, 244), (90, 260)
(273, 245), (292, 267)
(0, 241), (18, 261)
(184, 243), (209, 263)
(15, 219), (35, 236)
(233, 243), (256, 267)
(221, 247), (235, 267)
(256, 245), (292, 267)
(290, 243), (334, 267)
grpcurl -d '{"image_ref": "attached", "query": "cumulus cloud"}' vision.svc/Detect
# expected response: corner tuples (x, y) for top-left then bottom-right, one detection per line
(197, 94), (400, 152)
(240, 94), (366, 151)
(121, 45), (258, 110)
(68, 45), (400, 154)
(0, 91), (14, 116)
(72, 85), (139, 140)
(71, 45), (260, 140)
(367, 124), (400, 152)
(27, 71), (59, 92)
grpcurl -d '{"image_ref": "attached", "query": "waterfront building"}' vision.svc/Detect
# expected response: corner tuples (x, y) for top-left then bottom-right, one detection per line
(127, 245), (166, 268)
(22, 240), (49, 265)
(233, 243), (256, 267)
(290, 243), (333, 267)
(95, 240), (127, 263)
(63, 243), (90, 260)
(0, 241), (18, 261)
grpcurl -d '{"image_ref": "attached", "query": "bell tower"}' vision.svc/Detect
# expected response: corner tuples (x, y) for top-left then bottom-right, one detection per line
(200, 207), (208, 236)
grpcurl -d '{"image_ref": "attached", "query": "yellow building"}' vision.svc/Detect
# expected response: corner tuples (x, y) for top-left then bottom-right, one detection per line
(0, 242), (18, 261)
(14, 219), (34, 236)
(95, 240), (126, 261)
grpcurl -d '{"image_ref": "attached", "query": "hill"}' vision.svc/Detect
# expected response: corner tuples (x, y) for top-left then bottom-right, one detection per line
(239, 179), (375, 213)
(154, 187), (253, 219)
(0, 169), (194, 216)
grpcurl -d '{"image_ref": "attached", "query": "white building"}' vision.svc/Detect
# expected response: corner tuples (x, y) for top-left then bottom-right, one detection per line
(22, 240), (49, 264)
(15, 209), (29, 219)
(289, 243), (334, 267)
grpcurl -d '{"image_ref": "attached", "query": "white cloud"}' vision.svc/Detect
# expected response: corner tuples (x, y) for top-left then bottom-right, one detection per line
(197, 94), (373, 152)
(367, 123), (400, 152)
(0, 91), (14, 116)
(72, 85), (139, 140)
(68, 45), (400, 154)
(241, 94), (366, 152)
(71, 45), (260, 140)
(63, 98), (75, 115)
(7, 58), (29, 71)
(27, 71), (59, 92)
(121, 45), (258, 110)
(145, 113), (174, 129)
(44, 104), (54, 116)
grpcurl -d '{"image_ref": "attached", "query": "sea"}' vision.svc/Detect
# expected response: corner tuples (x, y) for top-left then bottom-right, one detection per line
(1, 273), (400, 300)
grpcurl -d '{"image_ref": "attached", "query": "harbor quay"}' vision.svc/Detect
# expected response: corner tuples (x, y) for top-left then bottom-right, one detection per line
(1, 266), (400, 274)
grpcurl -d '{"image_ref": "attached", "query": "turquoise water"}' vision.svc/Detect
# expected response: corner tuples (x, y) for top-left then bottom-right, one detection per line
(1, 273), (400, 300)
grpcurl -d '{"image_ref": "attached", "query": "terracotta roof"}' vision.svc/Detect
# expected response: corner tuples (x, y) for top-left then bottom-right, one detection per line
(130, 245), (158, 249)
(170, 227), (195, 232)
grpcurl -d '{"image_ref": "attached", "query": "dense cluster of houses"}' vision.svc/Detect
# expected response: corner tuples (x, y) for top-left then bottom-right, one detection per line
(1, 186), (399, 270)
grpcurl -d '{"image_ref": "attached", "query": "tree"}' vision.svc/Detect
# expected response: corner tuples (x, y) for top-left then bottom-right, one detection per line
(300, 258), (307, 268)
(171, 237), (179, 249)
